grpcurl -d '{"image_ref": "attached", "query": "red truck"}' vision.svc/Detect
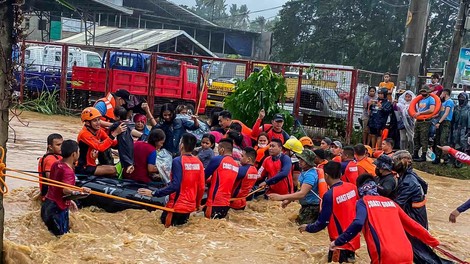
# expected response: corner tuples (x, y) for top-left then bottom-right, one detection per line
(71, 51), (207, 114)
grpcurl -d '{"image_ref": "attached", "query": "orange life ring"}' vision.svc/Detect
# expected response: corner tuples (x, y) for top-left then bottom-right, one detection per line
(408, 93), (442, 120)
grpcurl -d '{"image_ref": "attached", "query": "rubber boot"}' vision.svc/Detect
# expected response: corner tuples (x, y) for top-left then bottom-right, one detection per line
(412, 151), (421, 162)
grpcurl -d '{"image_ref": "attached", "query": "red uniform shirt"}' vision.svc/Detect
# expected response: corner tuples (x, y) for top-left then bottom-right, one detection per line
(259, 154), (293, 195)
(205, 155), (239, 207)
(164, 155), (205, 213)
(361, 196), (439, 264)
(328, 182), (360, 251)
(230, 164), (259, 209)
(341, 160), (359, 185)
(45, 161), (76, 210)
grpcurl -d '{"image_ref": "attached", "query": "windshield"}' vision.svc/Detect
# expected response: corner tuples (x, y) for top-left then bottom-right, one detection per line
(321, 89), (342, 111)
(86, 54), (102, 68)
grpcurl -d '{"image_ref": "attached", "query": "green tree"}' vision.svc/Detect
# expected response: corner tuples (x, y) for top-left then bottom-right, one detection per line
(192, 0), (228, 22)
(224, 65), (294, 132)
(249, 16), (267, 32)
(271, 0), (454, 72)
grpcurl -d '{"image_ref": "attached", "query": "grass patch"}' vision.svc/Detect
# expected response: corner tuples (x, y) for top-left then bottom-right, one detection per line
(412, 162), (470, 180)
(18, 90), (71, 115)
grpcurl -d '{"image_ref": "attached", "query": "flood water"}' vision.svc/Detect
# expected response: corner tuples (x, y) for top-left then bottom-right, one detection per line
(3, 111), (470, 263)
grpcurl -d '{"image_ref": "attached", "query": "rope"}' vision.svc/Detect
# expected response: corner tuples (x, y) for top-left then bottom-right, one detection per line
(229, 186), (265, 202)
(435, 246), (470, 264)
(0, 147), (9, 194)
(4, 166), (173, 212)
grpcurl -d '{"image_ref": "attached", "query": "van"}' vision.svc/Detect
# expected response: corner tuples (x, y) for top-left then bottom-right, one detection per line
(24, 45), (102, 72)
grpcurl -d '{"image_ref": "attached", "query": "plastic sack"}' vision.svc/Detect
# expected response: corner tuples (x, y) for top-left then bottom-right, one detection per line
(175, 114), (210, 142)
(155, 148), (172, 184)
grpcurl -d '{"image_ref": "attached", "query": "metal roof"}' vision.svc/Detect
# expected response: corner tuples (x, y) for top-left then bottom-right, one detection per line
(24, 0), (133, 14)
(57, 26), (217, 57)
(124, 0), (218, 28)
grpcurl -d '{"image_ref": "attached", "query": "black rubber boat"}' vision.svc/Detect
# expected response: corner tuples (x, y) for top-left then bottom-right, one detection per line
(75, 174), (168, 213)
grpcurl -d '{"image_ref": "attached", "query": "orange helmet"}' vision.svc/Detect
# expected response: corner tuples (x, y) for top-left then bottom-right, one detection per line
(299, 136), (314, 147)
(81, 107), (101, 122)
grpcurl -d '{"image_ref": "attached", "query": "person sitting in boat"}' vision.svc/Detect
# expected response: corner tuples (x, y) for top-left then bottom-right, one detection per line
(138, 133), (205, 227)
(41, 140), (91, 236)
(124, 128), (166, 183)
(133, 114), (150, 141)
(38, 133), (63, 200)
(76, 107), (125, 176)
(148, 103), (199, 156)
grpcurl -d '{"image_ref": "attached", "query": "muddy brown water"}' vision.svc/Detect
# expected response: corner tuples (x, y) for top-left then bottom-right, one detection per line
(3, 111), (470, 263)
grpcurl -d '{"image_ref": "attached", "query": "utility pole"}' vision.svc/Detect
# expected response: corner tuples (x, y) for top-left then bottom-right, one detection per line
(397, 0), (430, 93)
(443, 0), (470, 90)
(0, 0), (13, 261)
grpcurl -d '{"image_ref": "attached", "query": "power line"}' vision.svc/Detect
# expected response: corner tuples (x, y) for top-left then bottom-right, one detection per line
(440, 0), (459, 9)
(211, 5), (284, 21)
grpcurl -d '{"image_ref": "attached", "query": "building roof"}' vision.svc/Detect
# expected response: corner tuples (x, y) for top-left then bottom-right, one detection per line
(57, 26), (217, 57)
(124, 0), (218, 28)
(24, 0), (133, 14)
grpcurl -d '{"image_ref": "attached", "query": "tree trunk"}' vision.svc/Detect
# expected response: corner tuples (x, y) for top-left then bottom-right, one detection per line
(0, 1), (13, 262)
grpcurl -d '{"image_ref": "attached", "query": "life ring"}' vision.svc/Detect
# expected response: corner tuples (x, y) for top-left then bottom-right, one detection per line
(407, 93), (442, 120)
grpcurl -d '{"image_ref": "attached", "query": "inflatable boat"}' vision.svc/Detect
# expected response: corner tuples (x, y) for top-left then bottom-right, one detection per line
(75, 175), (168, 213)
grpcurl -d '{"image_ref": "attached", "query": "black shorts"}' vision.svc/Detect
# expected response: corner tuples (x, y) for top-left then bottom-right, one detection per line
(41, 199), (70, 236)
(328, 249), (356, 263)
(369, 127), (382, 137)
(205, 206), (230, 219)
(75, 165), (97, 175)
(160, 211), (190, 227)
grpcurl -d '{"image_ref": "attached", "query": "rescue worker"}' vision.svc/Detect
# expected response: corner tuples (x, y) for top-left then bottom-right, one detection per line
(340, 146), (359, 185)
(230, 147), (259, 210)
(413, 85), (436, 162)
(94, 89), (134, 165)
(313, 149), (328, 169)
(391, 150), (451, 264)
(299, 161), (359, 263)
(433, 89), (454, 164)
(138, 133), (205, 227)
(354, 144), (376, 176)
(38, 133), (63, 199)
(269, 149), (326, 224)
(320, 137), (332, 151)
(449, 198), (470, 223)
(381, 138), (395, 157)
(373, 154), (397, 198)
(299, 136), (314, 150)
(251, 109), (290, 144)
(282, 136), (304, 190)
(258, 139), (294, 195)
(438, 145), (470, 165)
(330, 141), (343, 162)
(368, 88), (392, 150)
(204, 138), (239, 219)
(450, 92), (470, 167)
(76, 107), (125, 176)
(331, 174), (441, 264)
(94, 89), (132, 128)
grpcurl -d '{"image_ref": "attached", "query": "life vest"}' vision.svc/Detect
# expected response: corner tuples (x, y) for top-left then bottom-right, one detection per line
(254, 145), (269, 166)
(317, 160), (328, 170)
(166, 155), (205, 214)
(332, 156), (341, 163)
(230, 165), (259, 209)
(206, 156), (239, 209)
(37, 153), (61, 198)
(361, 196), (414, 264)
(328, 182), (360, 251)
(341, 160), (359, 185)
(232, 120), (254, 139)
(356, 157), (376, 176)
(259, 154), (294, 195)
(315, 167), (328, 199)
(95, 92), (116, 122)
(77, 126), (117, 168)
